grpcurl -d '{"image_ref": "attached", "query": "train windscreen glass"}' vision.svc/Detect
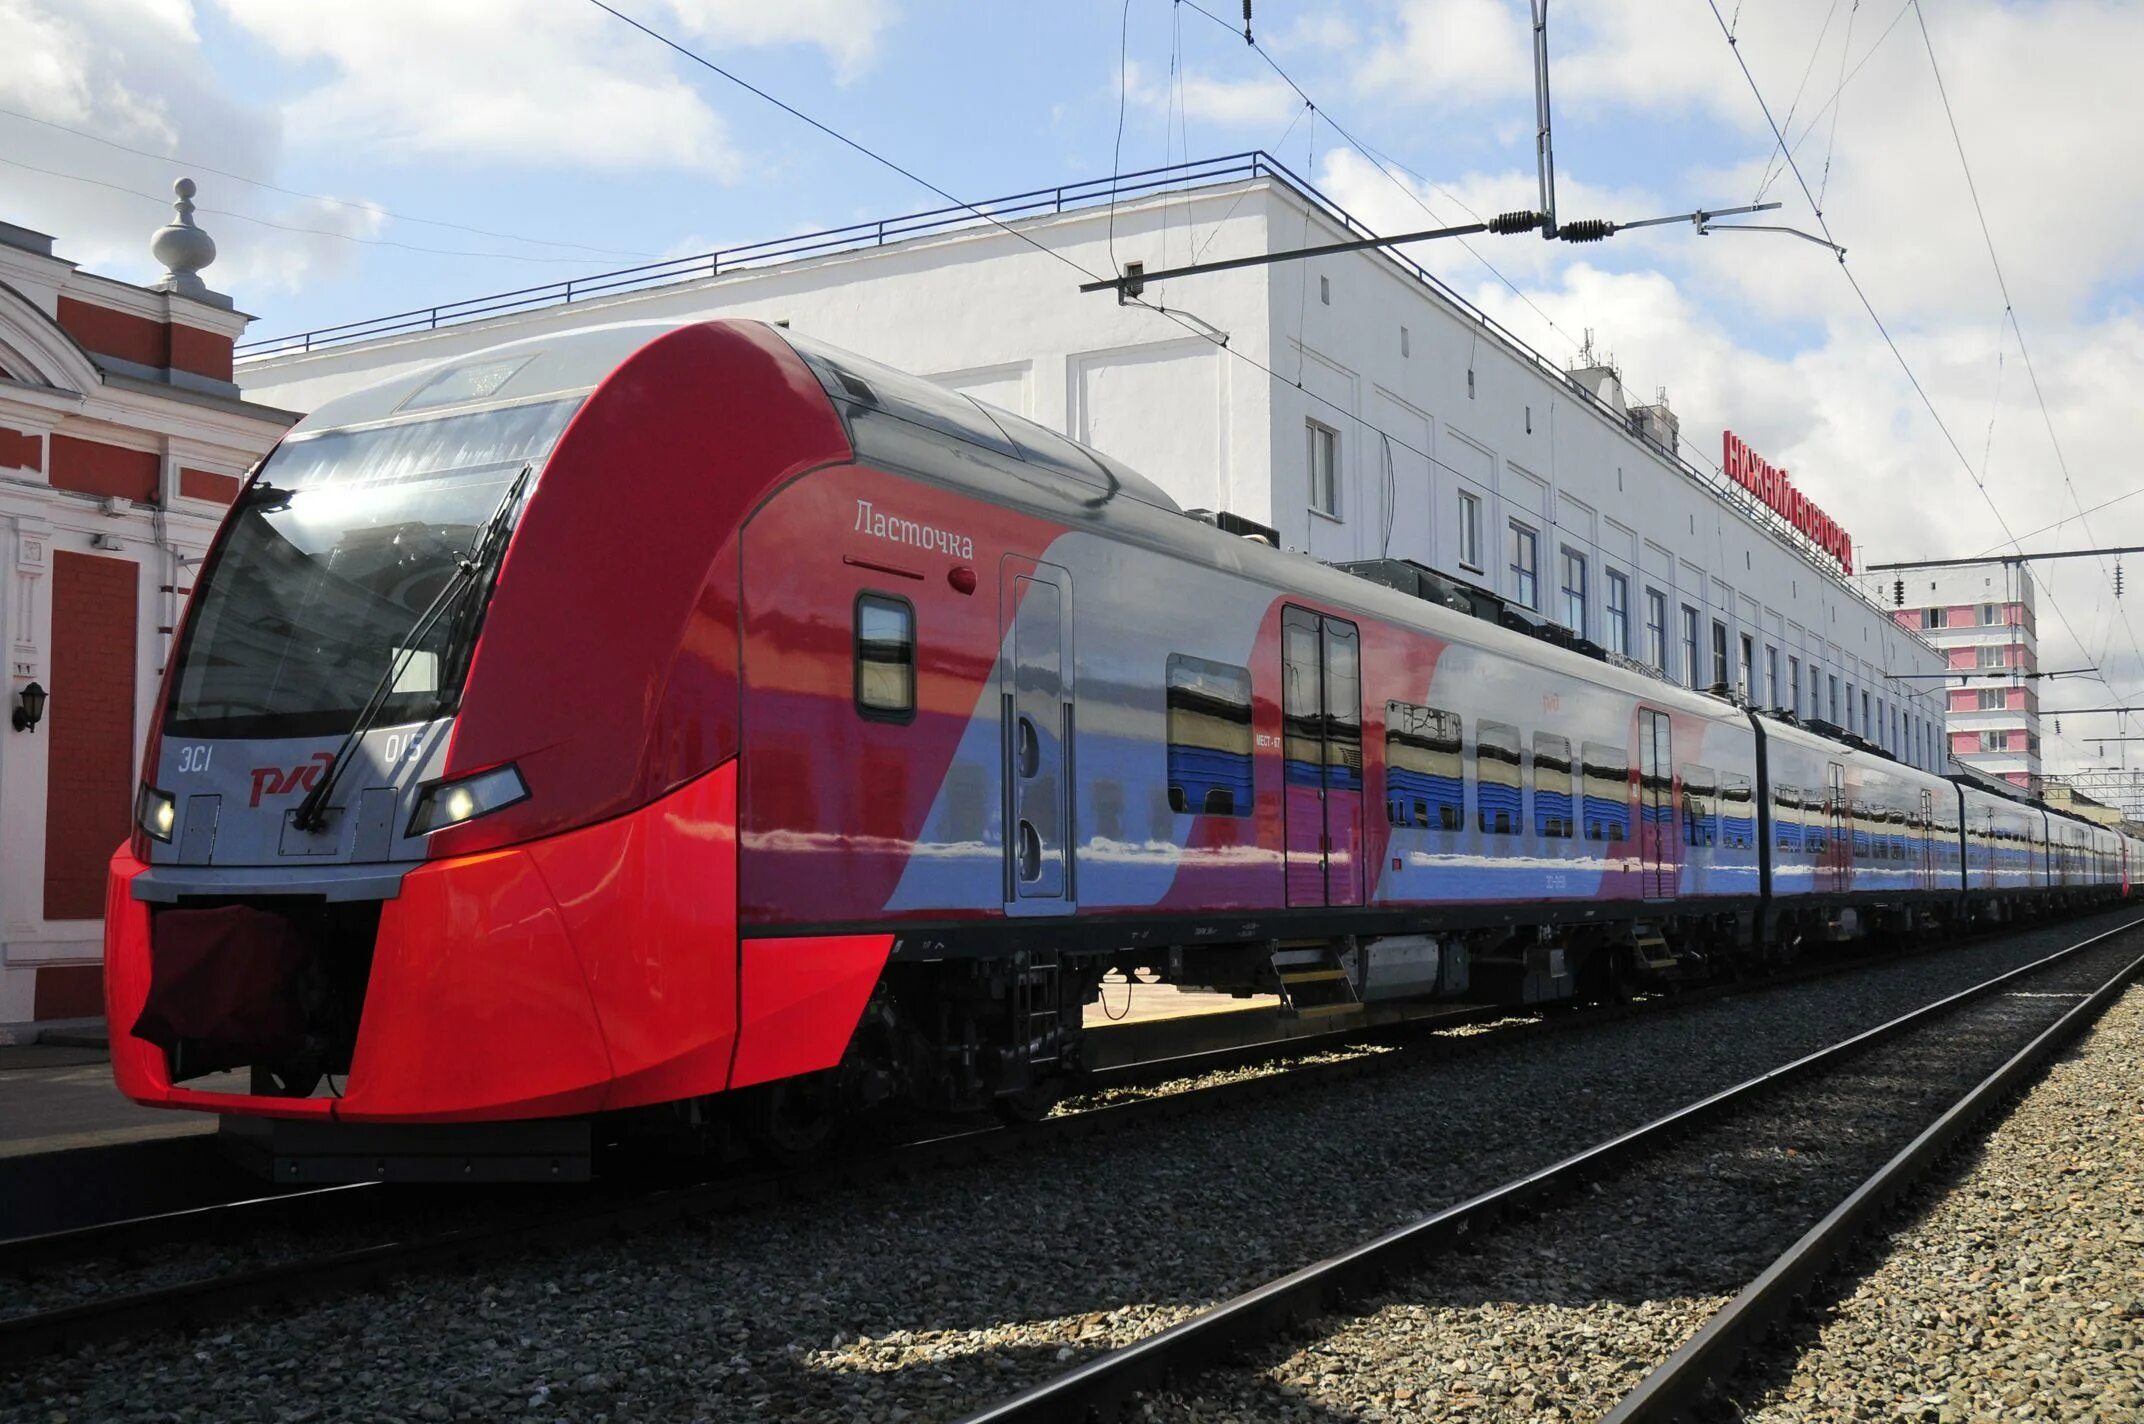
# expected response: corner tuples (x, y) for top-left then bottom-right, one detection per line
(166, 397), (581, 739)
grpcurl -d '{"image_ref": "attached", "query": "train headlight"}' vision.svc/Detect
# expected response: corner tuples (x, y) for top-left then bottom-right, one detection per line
(407, 764), (529, 836)
(138, 785), (176, 843)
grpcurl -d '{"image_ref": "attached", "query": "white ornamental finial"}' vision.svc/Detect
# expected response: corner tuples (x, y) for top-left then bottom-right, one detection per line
(150, 177), (226, 306)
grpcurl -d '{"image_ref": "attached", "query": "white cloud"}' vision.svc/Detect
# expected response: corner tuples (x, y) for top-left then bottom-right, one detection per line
(212, 0), (900, 177)
(1124, 59), (1299, 131)
(1356, 0), (1532, 108)
(214, 0), (739, 177)
(0, 0), (360, 294)
(667, 0), (893, 83)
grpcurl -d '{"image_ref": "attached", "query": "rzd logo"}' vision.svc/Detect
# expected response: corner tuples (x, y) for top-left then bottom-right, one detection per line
(249, 751), (336, 808)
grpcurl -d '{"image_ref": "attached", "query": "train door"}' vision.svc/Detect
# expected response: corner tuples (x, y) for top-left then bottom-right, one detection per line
(1637, 708), (1674, 899)
(1823, 761), (1848, 892)
(1002, 559), (1073, 907)
(1280, 607), (1364, 908)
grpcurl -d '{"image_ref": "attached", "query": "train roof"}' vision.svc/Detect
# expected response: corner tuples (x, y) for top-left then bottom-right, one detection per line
(270, 322), (2113, 837)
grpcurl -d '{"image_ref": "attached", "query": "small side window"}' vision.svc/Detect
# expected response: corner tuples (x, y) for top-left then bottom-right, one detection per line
(1582, 741), (1630, 842)
(855, 593), (916, 721)
(1476, 721), (1522, 834)
(1533, 733), (1573, 839)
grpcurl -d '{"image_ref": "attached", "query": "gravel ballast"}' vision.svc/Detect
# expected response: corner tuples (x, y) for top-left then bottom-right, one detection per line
(1726, 982), (2144, 1423)
(1149, 932), (2144, 1424)
(5, 910), (2139, 1423)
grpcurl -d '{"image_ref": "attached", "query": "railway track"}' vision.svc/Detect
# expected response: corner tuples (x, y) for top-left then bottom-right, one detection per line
(953, 914), (2144, 1423)
(0, 1000), (1575, 1364)
(0, 907), (2038, 1278)
(1, 909), (2129, 1378)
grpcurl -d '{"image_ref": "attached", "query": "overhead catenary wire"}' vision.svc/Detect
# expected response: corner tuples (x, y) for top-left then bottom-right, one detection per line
(1700, 0), (2125, 717)
(1107, 0), (1135, 277)
(1909, 0), (2144, 706)
(0, 155), (626, 267)
(1752, 0), (1845, 204)
(0, 106), (657, 260)
(1815, 0), (1861, 211)
(1174, 0), (1584, 356)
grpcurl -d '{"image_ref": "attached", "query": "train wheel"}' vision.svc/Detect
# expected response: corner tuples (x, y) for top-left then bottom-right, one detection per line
(745, 1073), (842, 1165)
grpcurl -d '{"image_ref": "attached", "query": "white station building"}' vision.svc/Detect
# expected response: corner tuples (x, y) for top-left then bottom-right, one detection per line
(240, 154), (1947, 763)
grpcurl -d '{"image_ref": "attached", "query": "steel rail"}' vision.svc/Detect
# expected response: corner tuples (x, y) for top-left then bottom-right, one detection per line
(0, 1001), (1490, 1283)
(0, 919), (1983, 1286)
(952, 914), (2144, 1424)
(0, 998), (1606, 1363)
(1600, 939), (2144, 1422)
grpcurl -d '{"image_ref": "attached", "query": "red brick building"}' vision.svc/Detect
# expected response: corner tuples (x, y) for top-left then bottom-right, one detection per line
(0, 185), (293, 1028)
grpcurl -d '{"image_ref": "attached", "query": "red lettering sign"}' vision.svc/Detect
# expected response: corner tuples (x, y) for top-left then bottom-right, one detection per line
(1721, 430), (1854, 574)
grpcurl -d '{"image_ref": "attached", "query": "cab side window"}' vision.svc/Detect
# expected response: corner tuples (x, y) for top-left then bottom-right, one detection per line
(855, 593), (916, 721)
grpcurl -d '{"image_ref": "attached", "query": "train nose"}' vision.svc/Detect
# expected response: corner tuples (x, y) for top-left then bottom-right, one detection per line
(106, 762), (743, 1123)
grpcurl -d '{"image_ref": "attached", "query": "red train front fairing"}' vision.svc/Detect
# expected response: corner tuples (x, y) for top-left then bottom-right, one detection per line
(108, 760), (891, 1122)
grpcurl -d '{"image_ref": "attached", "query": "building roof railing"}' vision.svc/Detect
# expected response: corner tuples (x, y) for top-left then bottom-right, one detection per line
(235, 150), (1920, 632)
(234, 153), (1281, 359)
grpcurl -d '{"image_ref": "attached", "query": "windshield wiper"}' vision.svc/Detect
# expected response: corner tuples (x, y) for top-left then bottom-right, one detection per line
(291, 464), (532, 834)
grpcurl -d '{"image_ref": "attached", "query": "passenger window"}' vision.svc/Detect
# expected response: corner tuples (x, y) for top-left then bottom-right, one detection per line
(1681, 765), (1717, 847)
(1533, 733), (1573, 839)
(1581, 741), (1629, 842)
(855, 593), (916, 720)
(1722, 774), (1753, 849)
(1165, 654), (1254, 816)
(1773, 784), (1800, 851)
(1476, 721), (1522, 834)
(1387, 701), (1463, 830)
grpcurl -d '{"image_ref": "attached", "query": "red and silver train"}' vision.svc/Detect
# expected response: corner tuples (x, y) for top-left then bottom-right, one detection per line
(105, 319), (2141, 1177)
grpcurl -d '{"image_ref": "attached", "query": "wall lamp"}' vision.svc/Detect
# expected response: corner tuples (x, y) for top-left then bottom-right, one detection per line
(12, 681), (46, 733)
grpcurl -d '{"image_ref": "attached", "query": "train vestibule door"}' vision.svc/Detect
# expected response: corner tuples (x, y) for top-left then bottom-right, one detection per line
(1002, 559), (1073, 908)
(1637, 709), (1675, 899)
(1281, 607), (1364, 908)
(1824, 761), (1848, 892)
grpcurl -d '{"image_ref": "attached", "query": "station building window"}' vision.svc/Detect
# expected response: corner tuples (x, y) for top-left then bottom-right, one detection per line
(1681, 605), (1700, 689)
(1604, 569), (1629, 654)
(1509, 522), (1539, 609)
(1457, 491), (1482, 569)
(1711, 619), (1730, 690)
(1788, 655), (1801, 715)
(1560, 547), (1588, 636)
(1739, 633), (1755, 697)
(1644, 587), (1667, 671)
(1307, 420), (1340, 518)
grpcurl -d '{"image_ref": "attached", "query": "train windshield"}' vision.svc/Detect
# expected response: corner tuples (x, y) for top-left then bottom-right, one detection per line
(166, 397), (580, 739)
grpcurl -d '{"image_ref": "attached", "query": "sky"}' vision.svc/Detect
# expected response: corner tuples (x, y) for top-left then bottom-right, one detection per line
(6, 0), (2144, 787)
